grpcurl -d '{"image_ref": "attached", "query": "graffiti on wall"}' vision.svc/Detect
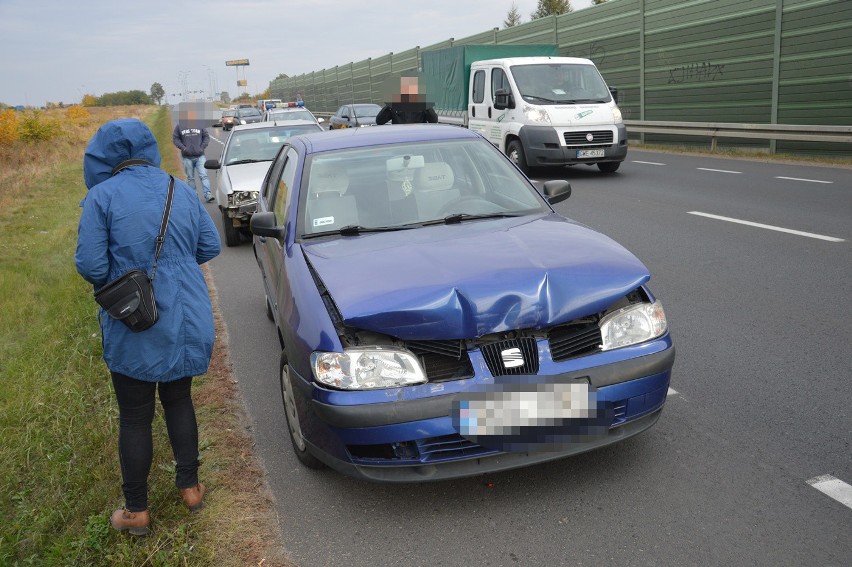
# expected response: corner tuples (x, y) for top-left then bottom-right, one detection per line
(567, 42), (607, 67)
(668, 62), (725, 84)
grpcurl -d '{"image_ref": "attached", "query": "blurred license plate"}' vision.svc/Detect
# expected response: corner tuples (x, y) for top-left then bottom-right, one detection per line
(577, 149), (605, 158)
(457, 382), (596, 437)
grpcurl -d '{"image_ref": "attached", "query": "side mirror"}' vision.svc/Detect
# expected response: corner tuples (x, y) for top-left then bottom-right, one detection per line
(317, 117), (325, 123)
(204, 159), (220, 170)
(493, 90), (515, 110)
(250, 211), (286, 241)
(541, 180), (572, 205)
(608, 86), (618, 104)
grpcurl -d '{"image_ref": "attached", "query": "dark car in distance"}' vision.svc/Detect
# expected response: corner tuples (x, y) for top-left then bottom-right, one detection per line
(329, 103), (383, 129)
(224, 107), (263, 130)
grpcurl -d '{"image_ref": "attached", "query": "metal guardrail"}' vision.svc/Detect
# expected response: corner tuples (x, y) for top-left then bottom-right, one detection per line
(624, 121), (852, 151)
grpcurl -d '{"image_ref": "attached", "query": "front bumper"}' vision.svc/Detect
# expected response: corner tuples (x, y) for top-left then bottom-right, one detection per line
(224, 202), (257, 222)
(293, 342), (674, 482)
(519, 124), (628, 167)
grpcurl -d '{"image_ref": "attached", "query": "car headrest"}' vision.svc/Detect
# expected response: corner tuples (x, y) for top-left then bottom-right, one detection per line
(415, 162), (454, 192)
(310, 163), (349, 196)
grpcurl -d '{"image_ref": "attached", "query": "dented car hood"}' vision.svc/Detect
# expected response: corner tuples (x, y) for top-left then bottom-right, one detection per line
(224, 161), (273, 194)
(302, 214), (650, 340)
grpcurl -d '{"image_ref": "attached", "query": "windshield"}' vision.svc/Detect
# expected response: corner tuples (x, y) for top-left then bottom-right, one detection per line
(299, 139), (547, 237)
(237, 108), (261, 117)
(224, 125), (321, 165)
(353, 104), (381, 118)
(511, 63), (611, 104)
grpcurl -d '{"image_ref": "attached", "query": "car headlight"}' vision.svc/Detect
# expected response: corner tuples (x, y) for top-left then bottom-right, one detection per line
(599, 301), (667, 351)
(311, 347), (427, 390)
(228, 191), (258, 206)
(612, 106), (623, 124)
(524, 105), (551, 124)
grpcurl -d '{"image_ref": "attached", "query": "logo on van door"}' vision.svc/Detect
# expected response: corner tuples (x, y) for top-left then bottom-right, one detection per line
(575, 110), (593, 120)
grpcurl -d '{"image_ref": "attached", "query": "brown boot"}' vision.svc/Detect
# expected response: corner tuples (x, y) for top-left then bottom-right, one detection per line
(110, 508), (150, 536)
(180, 483), (206, 512)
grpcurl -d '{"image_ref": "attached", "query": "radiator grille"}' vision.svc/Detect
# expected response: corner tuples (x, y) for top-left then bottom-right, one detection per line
(481, 337), (539, 376)
(548, 323), (602, 361)
(564, 130), (613, 146)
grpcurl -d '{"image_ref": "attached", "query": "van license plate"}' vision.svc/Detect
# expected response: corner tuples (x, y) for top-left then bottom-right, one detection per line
(577, 149), (605, 158)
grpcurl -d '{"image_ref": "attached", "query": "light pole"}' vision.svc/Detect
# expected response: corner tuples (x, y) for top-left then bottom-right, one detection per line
(178, 70), (190, 102)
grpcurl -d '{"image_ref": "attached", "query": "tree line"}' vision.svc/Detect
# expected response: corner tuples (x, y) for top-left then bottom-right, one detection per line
(505, 0), (608, 28)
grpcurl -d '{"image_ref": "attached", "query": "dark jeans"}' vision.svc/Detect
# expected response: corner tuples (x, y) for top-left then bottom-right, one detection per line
(111, 372), (199, 512)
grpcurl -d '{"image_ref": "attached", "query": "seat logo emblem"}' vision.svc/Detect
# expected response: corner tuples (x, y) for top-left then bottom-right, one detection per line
(501, 347), (524, 368)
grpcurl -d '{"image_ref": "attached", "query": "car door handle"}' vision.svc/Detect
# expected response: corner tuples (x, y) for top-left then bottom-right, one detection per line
(488, 107), (492, 118)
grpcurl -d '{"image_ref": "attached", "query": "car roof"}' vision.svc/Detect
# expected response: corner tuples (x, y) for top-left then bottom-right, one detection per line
(268, 107), (315, 114)
(295, 124), (480, 154)
(266, 118), (321, 126)
(230, 122), (305, 132)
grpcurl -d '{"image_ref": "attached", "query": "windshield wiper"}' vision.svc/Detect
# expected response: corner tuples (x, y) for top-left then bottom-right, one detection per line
(301, 225), (416, 239)
(226, 158), (269, 165)
(522, 94), (559, 103)
(422, 212), (524, 226)
(558, 99), (608, 104)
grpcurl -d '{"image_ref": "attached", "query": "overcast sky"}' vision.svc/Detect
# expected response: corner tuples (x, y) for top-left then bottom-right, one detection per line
(0, 0), (596, 106)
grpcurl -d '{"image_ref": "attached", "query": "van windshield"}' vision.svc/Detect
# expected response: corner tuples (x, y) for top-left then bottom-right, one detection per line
(511, 63), (611, 104)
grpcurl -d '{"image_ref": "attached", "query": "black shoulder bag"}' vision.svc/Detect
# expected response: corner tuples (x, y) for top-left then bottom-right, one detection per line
(94, 163), (175, 332)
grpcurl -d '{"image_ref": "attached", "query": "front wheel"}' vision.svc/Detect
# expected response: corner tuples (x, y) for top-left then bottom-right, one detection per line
(279, 352), (325, 469)
(507, 140), (530, 176)
(597, 161), (621, 173)
(222, 209), (241, 247)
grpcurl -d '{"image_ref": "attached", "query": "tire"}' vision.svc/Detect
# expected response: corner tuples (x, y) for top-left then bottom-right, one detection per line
(597, 161), (621, 173)
(222, 209), (241, 247)
(279, 352), (325, 469)
(507, 140), (530, 176)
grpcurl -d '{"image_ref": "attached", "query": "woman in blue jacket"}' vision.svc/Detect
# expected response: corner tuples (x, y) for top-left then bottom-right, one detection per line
(75, 118), (221, 535)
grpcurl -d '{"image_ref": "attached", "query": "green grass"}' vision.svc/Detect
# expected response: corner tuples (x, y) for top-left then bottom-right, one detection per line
(0, 107), (215, 566)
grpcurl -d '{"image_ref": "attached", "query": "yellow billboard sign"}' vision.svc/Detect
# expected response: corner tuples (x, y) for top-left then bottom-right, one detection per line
(226, 59), (250, 66)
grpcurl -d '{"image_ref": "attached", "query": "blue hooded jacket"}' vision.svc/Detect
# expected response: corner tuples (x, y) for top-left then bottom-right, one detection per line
(75, 118), (221, 381)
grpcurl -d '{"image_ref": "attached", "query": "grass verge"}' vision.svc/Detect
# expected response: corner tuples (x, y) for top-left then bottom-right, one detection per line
(0, 106), (290, 566)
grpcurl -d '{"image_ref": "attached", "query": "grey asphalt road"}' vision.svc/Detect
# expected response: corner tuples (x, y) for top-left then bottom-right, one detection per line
(198, 132), (852, 566)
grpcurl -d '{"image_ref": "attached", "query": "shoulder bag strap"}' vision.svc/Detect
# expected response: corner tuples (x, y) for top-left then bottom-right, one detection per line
(150, 175), (175, 282)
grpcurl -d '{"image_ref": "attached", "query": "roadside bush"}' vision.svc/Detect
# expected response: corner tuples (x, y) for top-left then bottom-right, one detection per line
(65, 105), (90, 124)
(18, 110), (62, 143)
(0, 109), (18, 146)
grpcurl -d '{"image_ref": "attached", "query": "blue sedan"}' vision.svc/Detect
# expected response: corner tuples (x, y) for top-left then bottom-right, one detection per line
(250, 124), (674, 482)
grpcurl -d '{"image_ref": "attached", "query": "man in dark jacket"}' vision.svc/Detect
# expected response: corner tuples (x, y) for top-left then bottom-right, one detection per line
(376, 76), (439, 125)
(172, 119), (212, 202)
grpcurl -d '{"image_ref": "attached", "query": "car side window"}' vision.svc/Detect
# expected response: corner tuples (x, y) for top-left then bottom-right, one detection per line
(273, 148), (298, 221)
(491, 68), (511, 101)
(472, 70), (485, 104)
(263, 147), (288, 205)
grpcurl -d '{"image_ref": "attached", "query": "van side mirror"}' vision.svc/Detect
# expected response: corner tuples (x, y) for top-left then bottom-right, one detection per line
(608, 86), (618, 104)
(494, 90), (515, 110)
(204, 159), (220, 170)
(250, 211), (286, 241)
(541, 180), (572, 205)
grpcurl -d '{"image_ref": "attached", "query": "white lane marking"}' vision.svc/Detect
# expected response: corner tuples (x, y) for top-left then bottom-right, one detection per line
(697, 167), (741, 174)
(775, 176), (833, 184)
(667, 387), (678, 396)
(687, 211), (845, 242)
(633, 160), (666, 166)
(210, 137), (225, 147)
(807, 475), (852, 510)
